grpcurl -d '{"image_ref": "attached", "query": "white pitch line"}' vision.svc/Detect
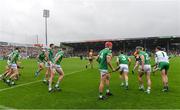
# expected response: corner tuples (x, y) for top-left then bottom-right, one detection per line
(0, 105), (14, 109)
(0, 69), (86, 92)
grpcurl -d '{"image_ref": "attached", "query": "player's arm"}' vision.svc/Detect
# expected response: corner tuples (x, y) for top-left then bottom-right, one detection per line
(106, 55), (114, 71)
(61, 53), (64, 60)
(92, 53), (95, 59)
(140, 55), (145, 71)
(112, 57), (120, 72)
(152, 54), (158, 67)
(54, 55), (60, 64)
(36, 54), (39, 60)
(45, 51), (50, 63)
(116, 57), (119, 66)
(152, 53), (158, 68)
(10, 54), (16, 63)
(96, 55), (100, 62)
(154, 53), (158, 64)
(128, 57), (131, 67)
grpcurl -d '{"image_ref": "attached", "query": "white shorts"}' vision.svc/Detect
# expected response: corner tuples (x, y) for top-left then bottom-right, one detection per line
(54, 64), (64, 74)
(54, 64), (62, 69)
(11, 64), (17, 69)
(99, 69), (108, 77)
(138, 65), (151, 73)
(45, 62), (53, 68)
(119, 64), (129, 73)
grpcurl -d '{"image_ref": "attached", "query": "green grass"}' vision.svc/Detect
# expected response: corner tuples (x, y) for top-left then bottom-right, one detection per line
(0, 57), (180, 109)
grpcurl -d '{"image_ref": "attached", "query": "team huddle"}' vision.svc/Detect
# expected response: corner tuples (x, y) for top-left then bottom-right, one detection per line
(0, 42), (170, 100)
(95, 42), (170, 100)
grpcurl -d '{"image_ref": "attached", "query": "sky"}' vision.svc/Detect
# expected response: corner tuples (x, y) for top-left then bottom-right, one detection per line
(0, 0), (179, 45)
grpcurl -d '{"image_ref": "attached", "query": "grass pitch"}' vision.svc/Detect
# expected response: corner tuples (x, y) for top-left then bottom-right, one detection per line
(0, 57), (180, 109)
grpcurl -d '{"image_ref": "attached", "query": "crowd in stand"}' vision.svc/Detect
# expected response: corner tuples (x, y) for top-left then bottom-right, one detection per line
(71, 48), (180, 58)
(0, 46), (39, 59)
(0, 45), (179, 60)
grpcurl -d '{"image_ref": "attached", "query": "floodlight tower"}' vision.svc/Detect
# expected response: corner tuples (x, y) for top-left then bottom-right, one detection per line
(43, 9), (50, 46)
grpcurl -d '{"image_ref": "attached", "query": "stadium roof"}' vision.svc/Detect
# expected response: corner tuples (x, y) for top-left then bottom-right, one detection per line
(61, 36), (180, 51)
(0, 41), (34, 47)
(61, 35), (179, 44)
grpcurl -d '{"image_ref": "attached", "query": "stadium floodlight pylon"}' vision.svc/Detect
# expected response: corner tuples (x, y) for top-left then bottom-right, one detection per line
(43, 9), (50, 46)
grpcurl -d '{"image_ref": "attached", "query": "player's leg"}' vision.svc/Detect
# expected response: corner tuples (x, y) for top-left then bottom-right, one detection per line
(48, 66), (55, 92)
(43, 63), (50, 83)
(86, 60), (90, 68)
(2, 65), (10, 75)
(138, 73), (144, 90)
(0, 66), (9, 78)
(5, 69), (12, 78)
(160, 63), (169, 92)
(165, 70), (169, 90)
(9, 69), (19, 85)
(161, 65), (169, 92)
(6, 69), (14, 85)
(145, 72), (151, 94)
(165, 64), (169, 91)
(4, 65), (14, 82)
(119, 71), (124, 86)
(35, 63), (44, 77)
(105, 73), (113, 96)
(119, 65), (125, 86)
(45, 68), (50, 81)
(86, 59), (92, 69)
(161, 69), (168, 92)
(90, 60), (94, 69)
(1, 66), (11, 81)
(6, 64), (18, 86)
(123, 71), (128, 90)
(99, 70), (106, 100)
(3, 69), (12, 83)
(123, 65), (129, 90)
(143, 65), (151, 94)
(55, 65), (64, 91)
(43, 69), (49, 83)
(138, 66), (144, 90)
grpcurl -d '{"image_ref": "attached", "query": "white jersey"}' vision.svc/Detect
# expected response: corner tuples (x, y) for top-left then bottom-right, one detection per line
(155, 51), (169, 63)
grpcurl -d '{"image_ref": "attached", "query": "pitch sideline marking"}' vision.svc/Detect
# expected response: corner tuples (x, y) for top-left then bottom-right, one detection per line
(0, 105), (14, 109)
(0, 69), (87, 92)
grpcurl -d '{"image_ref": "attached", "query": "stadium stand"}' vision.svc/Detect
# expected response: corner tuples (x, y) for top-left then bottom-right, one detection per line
(0, 42), (39, 59)
(60, 36), (180, 57)
(1, 36), (180, 59)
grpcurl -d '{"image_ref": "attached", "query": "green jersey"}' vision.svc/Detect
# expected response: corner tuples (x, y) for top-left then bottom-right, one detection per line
(10, 50), (20, 64)
(7, 52), (14, 61)
(139, 51), (150, 65)
(118, 54), (129, 64)
(48, 48), (54, 62)
(38, 51), (46, 62)
(54, 50), (64, 65)
(97, 48), (112, 70)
